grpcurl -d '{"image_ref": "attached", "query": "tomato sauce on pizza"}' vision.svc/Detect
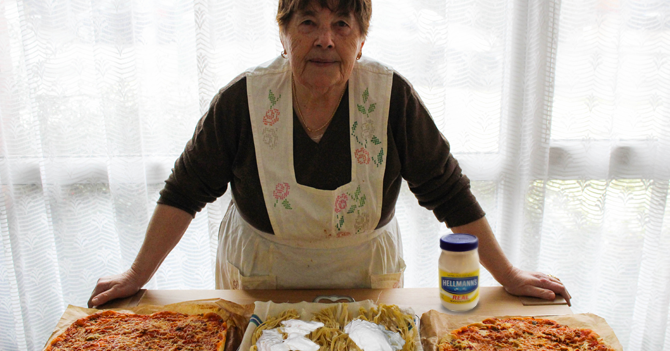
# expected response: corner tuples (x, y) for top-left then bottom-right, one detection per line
(438, 316), (615, 351)
(45, 310), (227, 351)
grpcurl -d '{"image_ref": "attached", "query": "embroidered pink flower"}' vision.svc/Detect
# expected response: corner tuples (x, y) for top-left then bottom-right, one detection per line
(355, 148), (370, 164)
(336, 231), (351, 238)
(273, 182), (290, 200)
(263, 108), (280, 126)
(334, 194), (348, 213)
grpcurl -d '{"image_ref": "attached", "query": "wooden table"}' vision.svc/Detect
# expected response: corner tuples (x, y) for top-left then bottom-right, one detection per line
(104, 287), (571, 317)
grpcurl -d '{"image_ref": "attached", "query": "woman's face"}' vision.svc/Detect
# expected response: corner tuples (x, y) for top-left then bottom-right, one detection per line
(281, 4), (365, 92)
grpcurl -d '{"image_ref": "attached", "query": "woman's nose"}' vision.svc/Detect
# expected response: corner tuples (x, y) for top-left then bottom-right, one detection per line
(315, 27), (334, 48)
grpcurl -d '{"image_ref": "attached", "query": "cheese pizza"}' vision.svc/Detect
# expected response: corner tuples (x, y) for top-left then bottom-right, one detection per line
(438, 316), (615, 351)
(45, 309), (227, 351)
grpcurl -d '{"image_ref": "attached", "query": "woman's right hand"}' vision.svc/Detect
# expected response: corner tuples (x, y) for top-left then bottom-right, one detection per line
(87, 268), (144, 308)
(87, 205), (194, 308)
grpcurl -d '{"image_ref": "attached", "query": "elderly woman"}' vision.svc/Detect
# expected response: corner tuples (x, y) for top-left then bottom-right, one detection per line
(89, 0), (571, 307)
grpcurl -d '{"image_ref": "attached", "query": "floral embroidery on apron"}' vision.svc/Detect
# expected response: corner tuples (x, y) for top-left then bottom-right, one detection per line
(246, 56), (393, 241)
(352, 87), (385, 167)
(334, 185), (368, 235)
(273, 182), (292, 209)
(262, 90), (281, 149)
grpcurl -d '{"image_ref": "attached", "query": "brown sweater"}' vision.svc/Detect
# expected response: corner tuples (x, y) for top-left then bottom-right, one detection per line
(158, 72), (485, 234)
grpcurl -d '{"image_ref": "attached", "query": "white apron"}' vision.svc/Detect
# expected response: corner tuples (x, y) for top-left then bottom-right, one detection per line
(215, 56), (405, 290)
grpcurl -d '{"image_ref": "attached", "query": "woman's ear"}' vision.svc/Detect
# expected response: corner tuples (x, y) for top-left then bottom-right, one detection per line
(279, 32), (288, 57)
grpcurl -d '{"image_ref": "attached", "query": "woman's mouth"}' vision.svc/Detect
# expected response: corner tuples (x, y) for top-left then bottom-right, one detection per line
(309, 59), (337, 67)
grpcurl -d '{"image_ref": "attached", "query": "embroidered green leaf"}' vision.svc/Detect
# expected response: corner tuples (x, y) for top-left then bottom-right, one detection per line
(363, 88), (369, 103)
(269, 90), (276, 106)
(357, 104), (367, 114)
(371, 136), (381, 145)
(351, 121), (358, 133)
(347, 205), (357, 214)
(359, 194), (366, 207)
(354, 186), (361, 198)
(339, 216), (345, 228)
(377, 148), (384, 166)
(368, 103), (376, 114)
(282, 199), (292, 209)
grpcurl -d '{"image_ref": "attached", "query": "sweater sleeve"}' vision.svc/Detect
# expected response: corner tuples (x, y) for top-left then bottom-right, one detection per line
(390, 73), (485, 227)
(157, 75), (245, 216)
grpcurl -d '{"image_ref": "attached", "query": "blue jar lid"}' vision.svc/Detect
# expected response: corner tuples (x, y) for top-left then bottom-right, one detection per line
(440, 234), (478, 251)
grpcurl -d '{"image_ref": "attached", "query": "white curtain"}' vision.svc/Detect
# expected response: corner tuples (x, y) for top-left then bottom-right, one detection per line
(1, 0), (668, 349)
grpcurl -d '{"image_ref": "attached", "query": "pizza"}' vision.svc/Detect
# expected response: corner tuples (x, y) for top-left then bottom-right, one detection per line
(45, 309), (227, 351)
(437, 316), (615, 351)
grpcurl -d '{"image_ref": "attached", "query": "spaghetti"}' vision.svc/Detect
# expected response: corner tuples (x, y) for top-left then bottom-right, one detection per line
(250, 304), (416, 351)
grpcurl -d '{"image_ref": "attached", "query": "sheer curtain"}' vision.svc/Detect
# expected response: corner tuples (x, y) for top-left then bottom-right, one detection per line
(1, 0), (668, 349)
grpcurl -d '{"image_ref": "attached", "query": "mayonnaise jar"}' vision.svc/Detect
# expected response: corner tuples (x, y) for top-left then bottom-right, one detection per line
(439, 234), (480, 312)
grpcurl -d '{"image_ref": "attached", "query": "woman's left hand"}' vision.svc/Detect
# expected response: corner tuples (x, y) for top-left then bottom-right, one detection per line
(502, 267), (572, 306)
(450, 217), (572, 306)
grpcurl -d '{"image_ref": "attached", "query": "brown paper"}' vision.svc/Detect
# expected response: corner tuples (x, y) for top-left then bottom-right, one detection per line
(419, 310), (623, 351)
(43, 298), (254, 351)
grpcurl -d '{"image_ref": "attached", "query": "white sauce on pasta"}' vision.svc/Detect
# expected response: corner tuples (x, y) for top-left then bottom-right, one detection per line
(344, 319), (405, 351)
(256, 320), (324, 351)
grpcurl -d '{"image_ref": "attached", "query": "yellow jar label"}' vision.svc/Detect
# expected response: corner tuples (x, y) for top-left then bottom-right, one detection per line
(439, 269), (479, 304)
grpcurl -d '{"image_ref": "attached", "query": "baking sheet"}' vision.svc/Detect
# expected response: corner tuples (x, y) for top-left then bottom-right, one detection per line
(43, 298), (254, 351)
(240, 300), (423, 350)
(419, 310), (623, 351)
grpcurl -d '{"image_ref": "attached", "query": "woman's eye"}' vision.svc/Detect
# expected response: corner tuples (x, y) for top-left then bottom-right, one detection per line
(336, 21), (349, 27)
(301, 20), (314, 26)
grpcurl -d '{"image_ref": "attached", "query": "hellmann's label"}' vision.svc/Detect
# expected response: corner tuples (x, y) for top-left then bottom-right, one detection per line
(439, 269), (479, 304)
